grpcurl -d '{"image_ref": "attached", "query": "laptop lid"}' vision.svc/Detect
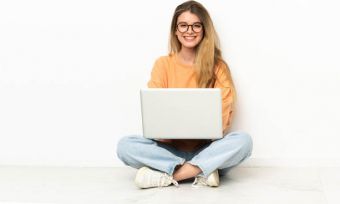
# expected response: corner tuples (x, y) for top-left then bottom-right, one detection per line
(140, 88), (223, 139)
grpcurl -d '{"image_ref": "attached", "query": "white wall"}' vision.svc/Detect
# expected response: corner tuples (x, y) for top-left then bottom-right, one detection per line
(0, 0), (339, 167)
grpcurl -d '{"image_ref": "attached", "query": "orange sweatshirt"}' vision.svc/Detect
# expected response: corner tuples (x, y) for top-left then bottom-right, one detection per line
(147, 54), (235, 134)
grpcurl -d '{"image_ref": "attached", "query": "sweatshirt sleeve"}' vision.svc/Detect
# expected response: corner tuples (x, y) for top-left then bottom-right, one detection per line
(147, 57), (168, 88)
(214, 62), (235, 134)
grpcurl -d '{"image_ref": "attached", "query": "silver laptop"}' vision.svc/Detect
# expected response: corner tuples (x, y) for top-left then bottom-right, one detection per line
(140, 88), (223, 139)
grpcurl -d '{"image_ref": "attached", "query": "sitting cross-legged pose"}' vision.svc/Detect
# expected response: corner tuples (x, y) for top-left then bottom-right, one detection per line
(117, 0), (253, 189)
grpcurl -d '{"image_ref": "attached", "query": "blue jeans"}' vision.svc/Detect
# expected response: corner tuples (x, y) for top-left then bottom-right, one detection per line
(116, 131), (253, 177)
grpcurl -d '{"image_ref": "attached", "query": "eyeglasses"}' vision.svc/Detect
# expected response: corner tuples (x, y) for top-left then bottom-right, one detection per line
(176, 22), (203, 33)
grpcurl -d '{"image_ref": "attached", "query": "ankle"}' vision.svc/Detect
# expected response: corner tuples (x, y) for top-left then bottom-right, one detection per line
(173, 163), (202, 181)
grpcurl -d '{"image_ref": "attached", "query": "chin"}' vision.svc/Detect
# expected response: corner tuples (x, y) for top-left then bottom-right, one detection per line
(181, 42), (200, 49)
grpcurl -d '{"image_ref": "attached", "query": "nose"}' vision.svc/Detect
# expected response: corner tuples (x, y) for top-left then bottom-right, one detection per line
(187, 25), (194, 33)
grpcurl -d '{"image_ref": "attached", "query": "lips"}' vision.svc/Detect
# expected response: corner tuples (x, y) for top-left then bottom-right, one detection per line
(183, 36), (196, 41)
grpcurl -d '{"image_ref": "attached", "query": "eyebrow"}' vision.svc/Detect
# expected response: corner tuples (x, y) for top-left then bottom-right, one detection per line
(177, 21), (202, 24)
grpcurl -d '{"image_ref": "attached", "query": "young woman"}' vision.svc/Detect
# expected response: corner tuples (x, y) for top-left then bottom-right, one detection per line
(117, 0), (253, 189)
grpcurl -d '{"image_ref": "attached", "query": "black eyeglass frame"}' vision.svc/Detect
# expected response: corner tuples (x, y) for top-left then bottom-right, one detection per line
(176, 22), (204, 33)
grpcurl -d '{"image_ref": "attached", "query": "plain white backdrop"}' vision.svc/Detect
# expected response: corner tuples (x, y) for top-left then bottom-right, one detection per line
(0, 0), (340, 167)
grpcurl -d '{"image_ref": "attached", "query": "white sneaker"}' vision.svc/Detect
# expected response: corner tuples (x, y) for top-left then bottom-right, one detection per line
(135, 167), (179, 189)
(192, 170), (219, 187)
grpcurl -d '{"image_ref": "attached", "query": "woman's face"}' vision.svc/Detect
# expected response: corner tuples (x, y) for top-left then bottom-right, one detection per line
(175, 11), (204, 50)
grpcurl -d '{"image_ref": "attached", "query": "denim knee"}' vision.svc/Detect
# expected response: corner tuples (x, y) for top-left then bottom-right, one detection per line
(232, 131), (253, 158)
(116, 135), (140, 162)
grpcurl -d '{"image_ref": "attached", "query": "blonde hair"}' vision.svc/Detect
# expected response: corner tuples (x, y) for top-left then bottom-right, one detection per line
(169, 0), (234, 90)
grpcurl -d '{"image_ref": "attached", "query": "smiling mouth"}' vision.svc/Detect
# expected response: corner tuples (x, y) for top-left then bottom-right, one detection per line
(183, 36), (196, 41)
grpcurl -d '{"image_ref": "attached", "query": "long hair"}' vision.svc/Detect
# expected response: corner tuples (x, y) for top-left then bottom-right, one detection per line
(169, 0), (234, 89)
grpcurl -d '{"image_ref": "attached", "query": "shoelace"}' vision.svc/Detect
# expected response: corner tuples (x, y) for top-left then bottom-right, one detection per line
(192, 176), (207, 187)
(159, 173), (179, 187)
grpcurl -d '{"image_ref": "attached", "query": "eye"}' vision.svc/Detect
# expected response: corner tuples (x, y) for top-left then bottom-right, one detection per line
(178, 23), (188, 28)
(193, 23), (202, 29)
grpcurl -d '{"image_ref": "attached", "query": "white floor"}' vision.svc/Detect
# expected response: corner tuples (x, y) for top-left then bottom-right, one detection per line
(0, 166), (339, 204)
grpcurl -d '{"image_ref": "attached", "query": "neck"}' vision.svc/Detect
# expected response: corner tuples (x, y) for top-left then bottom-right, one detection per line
(178, 47), (196, 66)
